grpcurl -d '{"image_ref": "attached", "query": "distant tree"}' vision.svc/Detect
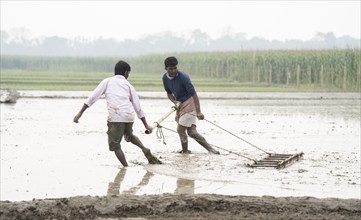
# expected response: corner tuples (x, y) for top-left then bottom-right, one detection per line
(186, 29), (211, 50)
(314, 32), (337, 48)
(0, 29), (360, 56)
(1, 31), (10, 44)
(38, 36), (70, 56)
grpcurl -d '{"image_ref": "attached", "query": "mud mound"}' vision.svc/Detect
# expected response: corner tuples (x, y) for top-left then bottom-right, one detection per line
(1, 194), (360, 220)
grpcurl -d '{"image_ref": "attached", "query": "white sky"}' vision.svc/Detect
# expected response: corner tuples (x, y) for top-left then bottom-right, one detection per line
(1, 0), (360, 41)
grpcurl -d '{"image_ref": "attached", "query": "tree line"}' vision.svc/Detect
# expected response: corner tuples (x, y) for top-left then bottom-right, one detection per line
(1, 29), (360, 57)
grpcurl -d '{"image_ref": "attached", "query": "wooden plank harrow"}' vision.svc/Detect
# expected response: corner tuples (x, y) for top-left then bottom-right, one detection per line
(247, 152), (304, 169)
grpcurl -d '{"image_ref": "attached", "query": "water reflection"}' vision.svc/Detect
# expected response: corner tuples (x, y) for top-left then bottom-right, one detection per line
(175, 178), (195, 194)
(107, 167), (195, 196)
(107, 168), (154, 196)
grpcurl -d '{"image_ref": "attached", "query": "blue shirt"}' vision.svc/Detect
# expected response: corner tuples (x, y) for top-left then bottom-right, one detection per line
(162, 71), (196, 102)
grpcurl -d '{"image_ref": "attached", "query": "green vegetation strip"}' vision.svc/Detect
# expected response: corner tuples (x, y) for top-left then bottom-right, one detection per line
(0, 70), (347, 92)
(2, 49), (360, 92)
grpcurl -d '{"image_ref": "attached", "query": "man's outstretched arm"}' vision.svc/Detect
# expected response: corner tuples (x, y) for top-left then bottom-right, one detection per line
(73, 104), (89, 123)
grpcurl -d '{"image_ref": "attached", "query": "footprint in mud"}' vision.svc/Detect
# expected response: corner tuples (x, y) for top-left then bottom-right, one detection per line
(298, 169), (308, 173)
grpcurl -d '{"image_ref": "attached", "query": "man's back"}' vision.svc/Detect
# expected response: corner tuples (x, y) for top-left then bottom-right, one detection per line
(104, 75), (136, 122)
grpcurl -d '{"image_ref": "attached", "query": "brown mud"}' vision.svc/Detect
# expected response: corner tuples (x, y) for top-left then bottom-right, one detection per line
(1, 194), (361, 220)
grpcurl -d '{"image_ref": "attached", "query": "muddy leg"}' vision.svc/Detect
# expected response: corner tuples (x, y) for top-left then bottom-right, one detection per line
(114, 148), (128, 166)
(177, 125), (191, 154)
(107, 123), (129, 166)
(187, 125), (220, 154)
(129, 135), (162, 164)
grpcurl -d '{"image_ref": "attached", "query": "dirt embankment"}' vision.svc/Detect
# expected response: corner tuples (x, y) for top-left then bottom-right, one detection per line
(1, 194), (360, 220)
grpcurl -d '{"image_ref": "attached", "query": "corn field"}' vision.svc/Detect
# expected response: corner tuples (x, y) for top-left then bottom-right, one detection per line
(131, 49), (361, 91)
(1, 49), (360, 91)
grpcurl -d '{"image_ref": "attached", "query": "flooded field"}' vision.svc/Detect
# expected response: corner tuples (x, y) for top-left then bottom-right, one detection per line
(1, 91), (360, 202)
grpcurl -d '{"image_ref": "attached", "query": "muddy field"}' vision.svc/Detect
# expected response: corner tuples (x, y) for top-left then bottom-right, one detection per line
(1, 194), (360, 220)
(1, 91), (360, 219)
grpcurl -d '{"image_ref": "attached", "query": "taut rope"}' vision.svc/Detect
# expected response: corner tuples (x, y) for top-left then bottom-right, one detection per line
(200, 116), (272, 155)
(154, 124), (258, 163)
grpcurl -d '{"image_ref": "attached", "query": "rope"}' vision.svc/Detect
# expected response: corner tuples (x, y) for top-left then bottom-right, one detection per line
(187, 112), (272, 155)
(158, 125), (257, 163)
(204, 118), (271, 155)
(156, 126), (166, 145)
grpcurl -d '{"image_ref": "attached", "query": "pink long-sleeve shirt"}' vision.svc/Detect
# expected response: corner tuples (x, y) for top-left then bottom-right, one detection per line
(85, 75), (145, 122)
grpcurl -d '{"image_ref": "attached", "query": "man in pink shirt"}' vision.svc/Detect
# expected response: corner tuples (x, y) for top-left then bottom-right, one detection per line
(73, 60), (161, 166)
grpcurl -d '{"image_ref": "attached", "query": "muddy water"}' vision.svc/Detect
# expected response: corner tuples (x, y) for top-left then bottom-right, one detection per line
(1, 92), (360, 201)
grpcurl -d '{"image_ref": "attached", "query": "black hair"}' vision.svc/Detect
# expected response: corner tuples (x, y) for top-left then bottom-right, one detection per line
(114, 60), (131, 75)
(164, 56), (178, 68)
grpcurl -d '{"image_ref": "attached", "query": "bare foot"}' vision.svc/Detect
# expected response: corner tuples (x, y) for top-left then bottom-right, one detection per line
(209, 149), (220, 154)
(143, 149), (162, 164)
(178, 150), (191, 154)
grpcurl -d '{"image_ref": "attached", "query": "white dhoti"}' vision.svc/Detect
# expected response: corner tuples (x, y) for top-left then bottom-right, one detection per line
(178, 110), (197, 127)
(176, 96), (197, 128)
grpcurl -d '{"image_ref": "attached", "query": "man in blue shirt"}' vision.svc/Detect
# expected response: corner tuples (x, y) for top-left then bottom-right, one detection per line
(162, 56), (220, 154)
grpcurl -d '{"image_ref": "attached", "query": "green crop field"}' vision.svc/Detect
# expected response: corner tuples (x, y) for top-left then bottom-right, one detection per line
(1, 49), (360, 92)
(1, 70), (304, 92)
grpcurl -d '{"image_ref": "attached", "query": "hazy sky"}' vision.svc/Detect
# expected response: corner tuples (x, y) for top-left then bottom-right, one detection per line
(1, 0), (360, 41)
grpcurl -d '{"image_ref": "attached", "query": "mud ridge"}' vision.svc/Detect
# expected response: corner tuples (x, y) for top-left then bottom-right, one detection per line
(1, 194), (360, 220)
